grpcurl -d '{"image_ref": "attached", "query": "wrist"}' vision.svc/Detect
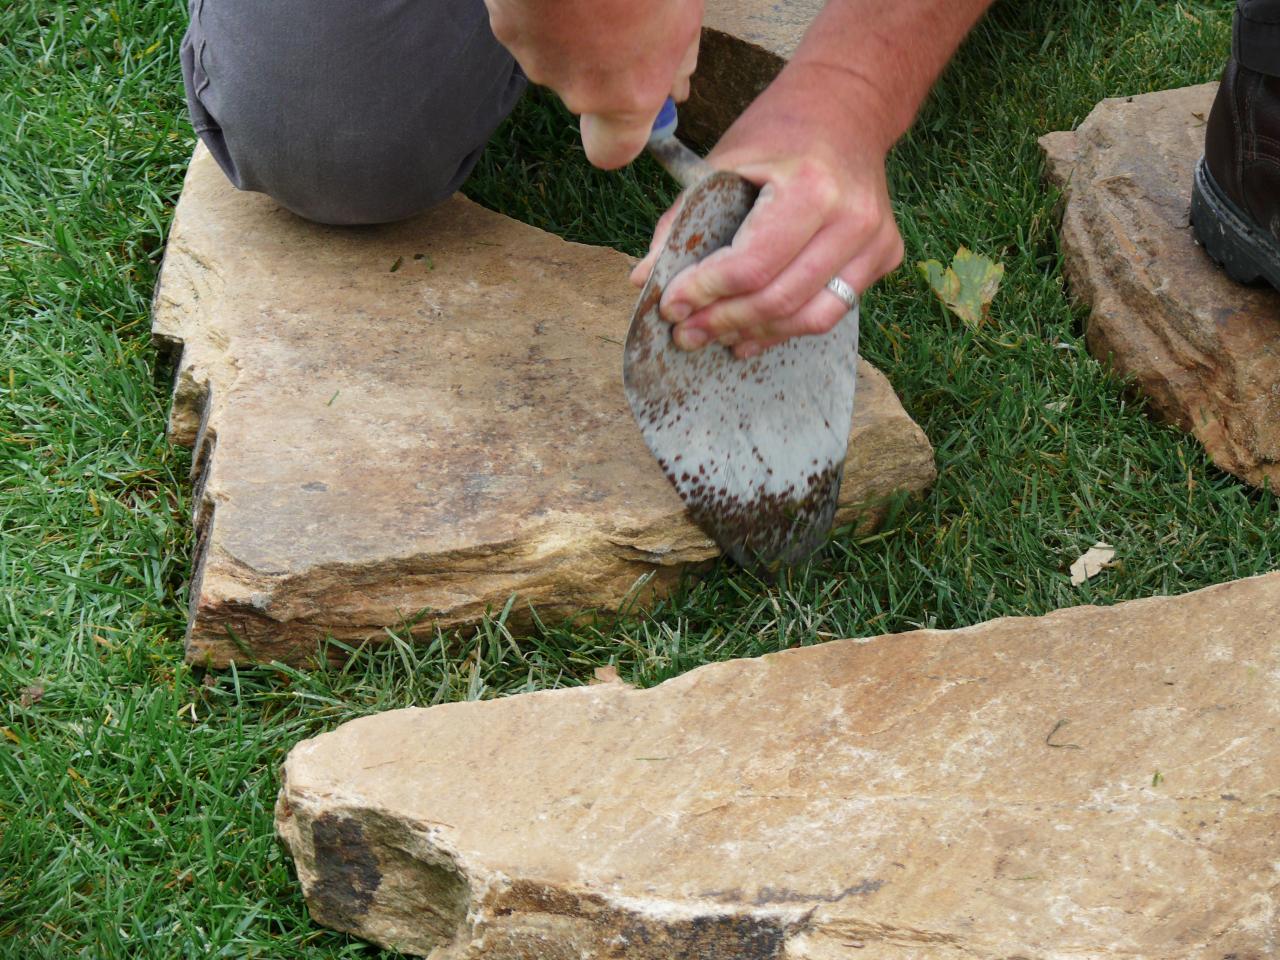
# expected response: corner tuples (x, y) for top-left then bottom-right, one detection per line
(716, 60), (898, 165)
(783, 59), (904, 154)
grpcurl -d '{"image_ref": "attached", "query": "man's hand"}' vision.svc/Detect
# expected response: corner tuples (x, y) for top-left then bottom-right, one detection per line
(631, 0), (995, 357)
(630, 63), (904, 359)
(484, 0), (702, 168)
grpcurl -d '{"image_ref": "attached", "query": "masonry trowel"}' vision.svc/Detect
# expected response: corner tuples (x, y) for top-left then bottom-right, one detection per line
(623, 98), (861, 574)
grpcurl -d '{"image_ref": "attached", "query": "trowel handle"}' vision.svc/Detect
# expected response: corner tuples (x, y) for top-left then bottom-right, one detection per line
(647, 97), (715, 190)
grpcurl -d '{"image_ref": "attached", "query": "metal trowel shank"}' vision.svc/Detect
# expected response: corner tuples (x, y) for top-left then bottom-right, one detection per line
(622, 170), (860, 574)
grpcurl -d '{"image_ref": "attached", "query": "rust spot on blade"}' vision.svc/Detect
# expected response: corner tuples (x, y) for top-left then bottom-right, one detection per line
(684, 231), (704, 252)
(638, 282), (663, 318)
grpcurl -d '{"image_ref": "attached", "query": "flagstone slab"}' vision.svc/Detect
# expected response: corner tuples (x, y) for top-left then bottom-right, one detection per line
(680, 0), (822, 146)
(1040, 83), (1280, 489)
(152, 147), (935, 667)
(277, 573), (1280, 959)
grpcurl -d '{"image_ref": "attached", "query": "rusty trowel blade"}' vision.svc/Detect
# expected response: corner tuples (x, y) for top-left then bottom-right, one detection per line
(623, 171), (860, 573)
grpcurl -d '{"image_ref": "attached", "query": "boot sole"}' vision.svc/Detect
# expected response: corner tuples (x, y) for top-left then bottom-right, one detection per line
(1190, 157), (1280, 291)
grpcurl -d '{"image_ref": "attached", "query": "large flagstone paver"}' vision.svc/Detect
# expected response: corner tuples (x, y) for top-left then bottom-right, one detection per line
(277, 573), (1280, 958)
(1041, 84), (1280, 489)
(152, 147), (935, 667)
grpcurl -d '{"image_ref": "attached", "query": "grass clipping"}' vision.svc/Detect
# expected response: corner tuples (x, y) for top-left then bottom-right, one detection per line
(919, 246), (1005, 327)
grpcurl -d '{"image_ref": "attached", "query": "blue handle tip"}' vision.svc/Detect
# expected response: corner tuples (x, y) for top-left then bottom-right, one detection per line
(651, 97), (678, 139)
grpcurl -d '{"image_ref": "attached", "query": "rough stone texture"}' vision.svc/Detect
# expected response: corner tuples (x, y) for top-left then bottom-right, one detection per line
(153, 147), (936, 667)
(680, 0), (822, 147)
(1040, 83), (1280, 489)
(277, 573), (1280, 959)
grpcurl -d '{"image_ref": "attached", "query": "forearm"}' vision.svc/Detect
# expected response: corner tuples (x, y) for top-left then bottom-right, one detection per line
(785, 0), (996, 152)
(657, 0), (991, 354)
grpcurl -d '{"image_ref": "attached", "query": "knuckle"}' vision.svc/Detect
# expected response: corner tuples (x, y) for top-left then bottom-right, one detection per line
(758, 282), (806, 319)
(800, 309), (841, 336)
(722, 257), (772, 295)
(703, 304), (744, 335)
(797, 161), (842, 210)
(610, 90), (648, 117)
(560, 87), (594, 115)
(487, 13), (522, 47)
(886, 232), (906, 271)
(843, 198), (880, 238)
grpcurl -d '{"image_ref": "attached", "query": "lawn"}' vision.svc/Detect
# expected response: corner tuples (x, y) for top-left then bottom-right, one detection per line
(0, 0), (1267, 956)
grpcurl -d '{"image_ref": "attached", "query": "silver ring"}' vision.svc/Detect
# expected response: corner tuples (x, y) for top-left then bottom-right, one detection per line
(825, 276), (858, 310)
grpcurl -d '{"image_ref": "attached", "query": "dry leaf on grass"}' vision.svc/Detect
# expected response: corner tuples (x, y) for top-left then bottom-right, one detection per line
(591, 665), (622, 685)
(1070, 542), (1116, 586)
(917, 246), (1005, 327)
(18, 684), (44, 707)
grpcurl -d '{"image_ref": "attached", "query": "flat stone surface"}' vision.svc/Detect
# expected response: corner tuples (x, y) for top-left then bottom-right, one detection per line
(277, 574), (1280, 959)
(153, 147), (935, 667)
(1040, 83), (1280, 488)
(681, 0), (821, 147)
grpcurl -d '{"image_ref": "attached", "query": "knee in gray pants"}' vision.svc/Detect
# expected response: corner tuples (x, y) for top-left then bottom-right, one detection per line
(181, 0), (526, 225)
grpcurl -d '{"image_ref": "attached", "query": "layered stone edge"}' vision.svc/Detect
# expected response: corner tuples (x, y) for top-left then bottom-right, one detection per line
(276, 794), (817, 960)
(681, 28), (783, 148)
(152, 156), (936, 668)
(1037, 84), (1280, 489)
(274, 572), (1280, 958)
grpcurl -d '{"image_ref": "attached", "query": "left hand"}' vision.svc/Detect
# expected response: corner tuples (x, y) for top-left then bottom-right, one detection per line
(629, 63), (905, 358)
(483, 0), (702, 169)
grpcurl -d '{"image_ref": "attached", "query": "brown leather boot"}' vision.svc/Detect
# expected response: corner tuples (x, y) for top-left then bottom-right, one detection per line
(1191, 24), (1280, 290)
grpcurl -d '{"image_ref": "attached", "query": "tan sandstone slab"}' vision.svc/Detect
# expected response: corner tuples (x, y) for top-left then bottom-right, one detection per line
(680, 0), (821, 147)
(277, 573), (1280, 959)
(1040, 83), (1280, 489)
(152, 147), (935, 667)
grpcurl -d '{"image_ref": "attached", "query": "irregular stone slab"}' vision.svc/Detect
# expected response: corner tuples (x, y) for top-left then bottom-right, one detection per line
(680, 0), (821, 147)
(152, 147), (935, 667)
(1040, 84), (1280, 489)
(277, 573), (1280, 959)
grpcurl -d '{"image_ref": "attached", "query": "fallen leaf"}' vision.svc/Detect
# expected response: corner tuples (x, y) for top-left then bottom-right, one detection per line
(591, 665), (622, 685)
(1069, 542), (1115, 586)
(18, 684), (44, 707)
(918, 246), (1005, 327)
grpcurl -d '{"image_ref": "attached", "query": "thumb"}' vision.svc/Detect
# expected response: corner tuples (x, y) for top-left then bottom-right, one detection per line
(629, 200), (682, 287)
(580, 111), (654, 170)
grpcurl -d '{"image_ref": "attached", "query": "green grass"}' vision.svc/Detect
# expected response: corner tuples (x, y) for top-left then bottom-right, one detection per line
(0, 0), (1265, 955)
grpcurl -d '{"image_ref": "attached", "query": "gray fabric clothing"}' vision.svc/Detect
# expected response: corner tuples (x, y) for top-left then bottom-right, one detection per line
(181, 0), (525, 224)
(1238, 0), (1280, 76)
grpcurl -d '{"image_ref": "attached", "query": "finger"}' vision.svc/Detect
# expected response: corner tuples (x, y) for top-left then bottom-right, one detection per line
(671, 74), (691, 104)
(671, 34), (699, 103)
(659, 179), (828, 322)
(629, 201), (683, 287)
(580, 111), (656, 170)
(727, 231), (901, 356)
(728, 289), (847, 359)
(673, 221), (855, 340)
(681, 217), (899, 346)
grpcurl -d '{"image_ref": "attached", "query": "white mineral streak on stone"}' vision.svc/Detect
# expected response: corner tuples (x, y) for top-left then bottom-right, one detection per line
(278, 573), (1280, 958)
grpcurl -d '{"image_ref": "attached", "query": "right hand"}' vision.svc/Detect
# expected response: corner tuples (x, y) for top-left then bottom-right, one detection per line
(483, 0), (703, 168)
(628, 62), (904, 358)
